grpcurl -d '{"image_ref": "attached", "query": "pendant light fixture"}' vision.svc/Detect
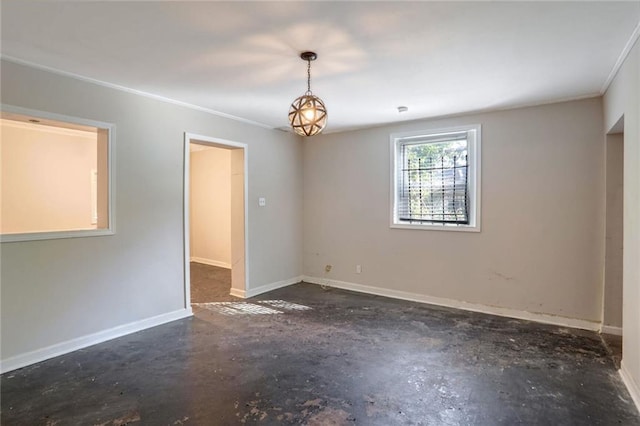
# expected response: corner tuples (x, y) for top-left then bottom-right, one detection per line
(288, 51), (327, 137)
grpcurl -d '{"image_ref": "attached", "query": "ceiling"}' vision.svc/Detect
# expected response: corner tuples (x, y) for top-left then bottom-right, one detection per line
(2, 1), (639, 134)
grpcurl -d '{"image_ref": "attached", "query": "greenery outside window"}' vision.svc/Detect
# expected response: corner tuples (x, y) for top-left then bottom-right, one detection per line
(390, 125), (481, 232)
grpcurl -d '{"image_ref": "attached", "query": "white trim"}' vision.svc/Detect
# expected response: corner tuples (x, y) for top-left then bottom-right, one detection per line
(230, 288), (246, 298)
(0, 104), (116, 243)
(190, 257), (231, 269)
(302, 276), (600, 332)
(1, 56), (273, 131)
(183, 133), (249, 310)
(389, 223), (481, 233)
(0, 308), (192, 374)
(620, 360), (640, 411)
(183, 139), (193, 310)
(1, 228), (115, 243)
(243, 276), (303, 299)
(601, 325), (623, 336)
(601, 21), (640, 94)
(389, 124), (481, 232)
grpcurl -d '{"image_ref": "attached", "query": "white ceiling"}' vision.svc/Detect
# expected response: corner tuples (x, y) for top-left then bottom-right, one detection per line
(2, 1), (639, 133)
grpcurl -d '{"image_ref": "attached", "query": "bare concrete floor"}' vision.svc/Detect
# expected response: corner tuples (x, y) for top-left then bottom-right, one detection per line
(601, 333), (623, 370)
(190, 262), (238, 303)
(1, 283), (638, 425)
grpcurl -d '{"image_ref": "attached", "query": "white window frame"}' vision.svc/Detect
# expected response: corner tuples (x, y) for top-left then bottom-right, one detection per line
(390, 124), (481, 232)
(1, 104), (116, 243)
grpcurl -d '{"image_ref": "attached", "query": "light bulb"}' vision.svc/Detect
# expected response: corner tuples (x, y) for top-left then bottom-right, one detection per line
(302, 107), (316, 121)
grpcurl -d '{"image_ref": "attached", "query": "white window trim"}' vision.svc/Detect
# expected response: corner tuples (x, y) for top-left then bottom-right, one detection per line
(390, 124), (481, 232)
(0, 104), (116, 243)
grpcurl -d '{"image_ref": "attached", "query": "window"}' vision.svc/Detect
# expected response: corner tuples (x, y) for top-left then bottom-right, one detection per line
(391, 125), (481, 231)
(1, 106), (114, 242)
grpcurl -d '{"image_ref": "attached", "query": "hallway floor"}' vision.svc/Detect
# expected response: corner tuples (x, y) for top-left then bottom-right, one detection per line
(190, 262), (238, 303)
(1, 283), (638, 425)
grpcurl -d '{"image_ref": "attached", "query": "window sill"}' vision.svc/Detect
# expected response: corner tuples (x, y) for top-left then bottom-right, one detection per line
(390, 223), (480, 233)
(1, 228), (115, 243)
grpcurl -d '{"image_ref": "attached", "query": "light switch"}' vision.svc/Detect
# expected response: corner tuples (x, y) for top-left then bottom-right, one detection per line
(258, 197), (266, 207)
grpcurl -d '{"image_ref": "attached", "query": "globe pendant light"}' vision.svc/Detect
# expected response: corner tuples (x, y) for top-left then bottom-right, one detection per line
(288, 51), (327, 137)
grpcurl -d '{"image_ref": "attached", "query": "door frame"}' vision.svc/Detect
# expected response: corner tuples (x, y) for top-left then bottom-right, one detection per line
(183, 132), (249, 308)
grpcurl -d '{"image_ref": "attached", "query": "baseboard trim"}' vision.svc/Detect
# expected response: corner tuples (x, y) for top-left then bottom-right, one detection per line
(302, 276), (600, 332)
(620, 360), (640, 411)
(601, 325), (623, 336)
(243, 276), (303, 299)
(229, 288), (246, 298)
(0, 308), (193, 374)
(190, 257), (231, 269)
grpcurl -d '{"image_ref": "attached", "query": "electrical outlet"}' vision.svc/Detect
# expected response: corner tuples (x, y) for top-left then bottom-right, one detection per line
(356, 265), (362, 274)
(325, 264), (332, 273)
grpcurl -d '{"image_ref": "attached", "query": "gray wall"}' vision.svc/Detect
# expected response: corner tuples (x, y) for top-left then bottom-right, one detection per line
(303, 97), (605, 323)
(0, 60), (303, 361)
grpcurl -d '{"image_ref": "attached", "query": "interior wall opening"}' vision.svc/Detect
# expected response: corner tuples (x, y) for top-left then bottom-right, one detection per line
(602, 115), (624, 368)
(190, 143), (233, 304)
(184, 136), (247, 310)
(0, 109), (113, 242)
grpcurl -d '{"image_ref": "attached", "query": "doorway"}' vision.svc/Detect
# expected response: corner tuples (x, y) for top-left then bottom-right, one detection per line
(602, 117), (624, 367)
(183, 133), (247, 308)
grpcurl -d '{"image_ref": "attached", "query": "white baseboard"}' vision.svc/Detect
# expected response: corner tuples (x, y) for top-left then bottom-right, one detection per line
(229, 287), (246, 298)
(601, 325), (623, 336)
(242, 276), (303, 299)
(0, 308), (193, 374)
(190, 257), (231, 269)
(302, 276), (600, 332)
(620, 360), (640, 411)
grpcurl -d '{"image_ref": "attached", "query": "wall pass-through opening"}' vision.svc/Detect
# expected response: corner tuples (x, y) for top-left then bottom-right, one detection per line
(1, 107), (114, 242)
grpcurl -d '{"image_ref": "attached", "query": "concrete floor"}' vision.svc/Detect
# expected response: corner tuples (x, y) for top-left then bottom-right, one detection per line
(601, 333), (623, 370)
(190, 262), (238, 303)
(1, 282), (638, 425)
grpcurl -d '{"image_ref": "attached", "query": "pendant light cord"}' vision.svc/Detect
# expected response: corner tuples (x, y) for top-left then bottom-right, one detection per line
(306, 59), (312, 95)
